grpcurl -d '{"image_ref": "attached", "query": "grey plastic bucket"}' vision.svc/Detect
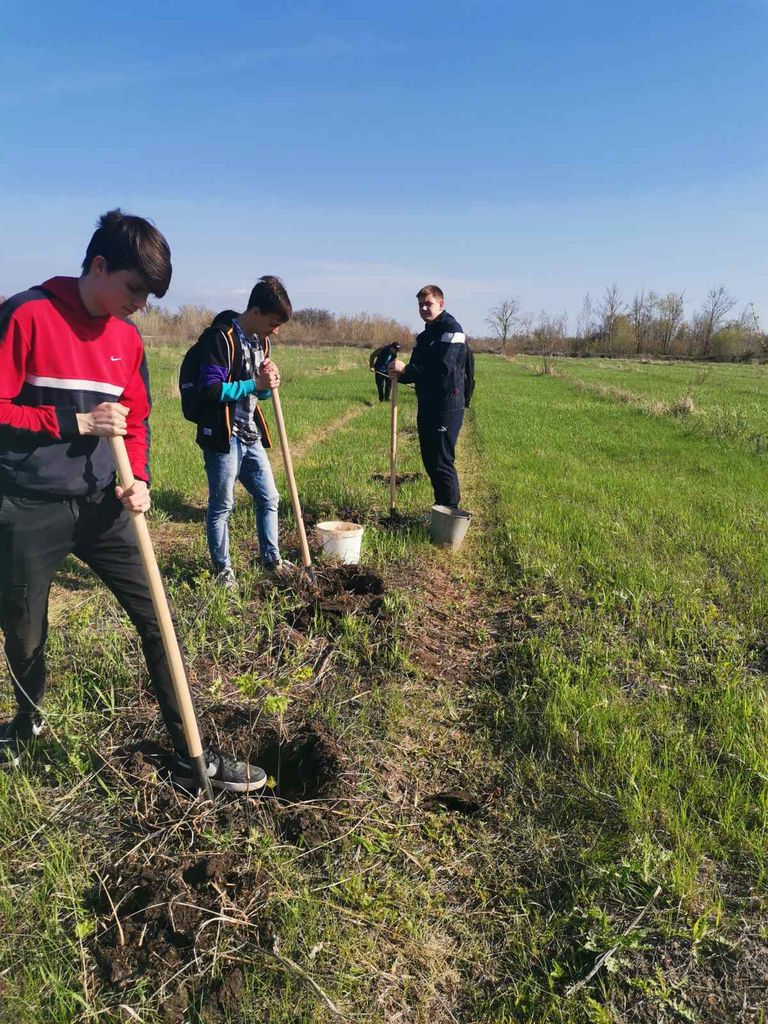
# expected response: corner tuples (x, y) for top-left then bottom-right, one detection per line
(430, 504), (472, 550)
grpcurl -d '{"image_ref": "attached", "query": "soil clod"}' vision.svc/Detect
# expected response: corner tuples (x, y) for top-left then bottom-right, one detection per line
(88, 852), (269, 1021)
(370, 471), (421, 485)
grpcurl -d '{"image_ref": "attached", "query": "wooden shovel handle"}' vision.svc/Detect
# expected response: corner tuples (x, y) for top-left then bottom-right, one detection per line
(109, 436), (213, 801)
(270, 387), (313, 569)
(389, 379), (398, 513)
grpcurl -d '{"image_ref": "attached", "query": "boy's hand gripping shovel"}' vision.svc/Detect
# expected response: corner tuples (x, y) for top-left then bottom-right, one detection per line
(109, 436), (214, 803)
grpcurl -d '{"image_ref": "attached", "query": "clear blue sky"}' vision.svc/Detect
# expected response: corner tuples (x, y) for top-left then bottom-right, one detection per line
(1, 0), (767, 335)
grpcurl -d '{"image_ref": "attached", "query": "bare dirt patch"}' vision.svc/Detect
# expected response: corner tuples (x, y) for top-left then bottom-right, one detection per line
(87, 715), (348, 1017)
(89, 850), (268, 1022)
(282, 563), (386, 629)
(370, 471), (422, 485)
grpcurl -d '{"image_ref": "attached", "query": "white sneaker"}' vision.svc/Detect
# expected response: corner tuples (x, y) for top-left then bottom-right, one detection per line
(0, 711), (45, 768)
(215, 567), (238, 591)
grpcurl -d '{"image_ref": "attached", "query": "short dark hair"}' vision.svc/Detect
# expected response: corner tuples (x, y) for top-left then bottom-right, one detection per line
(82, 209), (172, 297)
(247, 276), (292, 321)
(416, 285), (444, 301)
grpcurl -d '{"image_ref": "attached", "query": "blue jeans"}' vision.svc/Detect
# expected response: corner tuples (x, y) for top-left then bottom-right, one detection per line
(203, 436), (281, 570)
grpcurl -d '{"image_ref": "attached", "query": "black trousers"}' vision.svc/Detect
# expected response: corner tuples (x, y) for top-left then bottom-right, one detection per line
(0, 488), (187, 752)
(375, 374), (392, 402)
(417, 408), (464, 508)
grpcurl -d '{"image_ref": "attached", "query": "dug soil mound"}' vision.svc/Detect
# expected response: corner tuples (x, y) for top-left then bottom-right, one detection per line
(370, 471), (421, 485)
(89, 851), (268, 1022)
(284, 563), (387, 629)
(101, 714), (348, 842)
(88, 718), (348, 1017)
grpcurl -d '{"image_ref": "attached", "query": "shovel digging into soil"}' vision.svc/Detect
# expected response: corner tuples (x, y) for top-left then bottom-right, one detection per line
(109, 436), (215, 803)
(270, 387), (318, 587)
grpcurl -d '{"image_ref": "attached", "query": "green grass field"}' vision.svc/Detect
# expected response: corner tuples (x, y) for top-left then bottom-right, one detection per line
(1, 349), (767, 1023)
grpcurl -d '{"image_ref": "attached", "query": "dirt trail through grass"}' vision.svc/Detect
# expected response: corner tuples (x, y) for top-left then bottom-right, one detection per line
(274, 399), (374, 466)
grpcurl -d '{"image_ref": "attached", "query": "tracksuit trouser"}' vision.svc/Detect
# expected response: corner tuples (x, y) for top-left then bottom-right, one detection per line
(0, 487), (187, 752)
(375, 374), (392, 402)
(417, 407), (464, 508)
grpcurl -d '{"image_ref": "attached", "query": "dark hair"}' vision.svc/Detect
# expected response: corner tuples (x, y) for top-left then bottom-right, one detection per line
(82, 209), (172, 298)
(416, 285), (444, 301)
(247, 276), (292, 321)
(211, 309), (239, 327)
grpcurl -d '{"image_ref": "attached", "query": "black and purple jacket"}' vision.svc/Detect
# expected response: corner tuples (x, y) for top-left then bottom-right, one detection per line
(192, 313), (273, 453)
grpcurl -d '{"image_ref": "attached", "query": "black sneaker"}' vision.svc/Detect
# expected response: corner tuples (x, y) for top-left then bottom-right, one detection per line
(171, 746), (268, 794)
(0, 711), (45, 768)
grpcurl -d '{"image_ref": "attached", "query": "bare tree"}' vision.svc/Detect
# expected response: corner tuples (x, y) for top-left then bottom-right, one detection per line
(651, 291), (685, 355)
(517, 312), (535, 350)
(630, 291), (655, 355)
(534, 311), (567, 351)
(737, 302), (761, 341)
(486, 298), (520, 352)
(576, 292), (595, 342)
(697, 286), (737, 358)
(597, 283), (626, 353)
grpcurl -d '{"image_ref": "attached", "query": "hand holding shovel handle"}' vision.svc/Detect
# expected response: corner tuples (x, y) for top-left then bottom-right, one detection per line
(109, 436), (214, 802)
(270, 387), (317, 584)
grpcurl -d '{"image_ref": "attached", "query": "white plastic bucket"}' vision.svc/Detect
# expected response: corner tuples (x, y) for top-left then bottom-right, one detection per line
(315, 520), (365, 564)
(430, 505), (472, 550)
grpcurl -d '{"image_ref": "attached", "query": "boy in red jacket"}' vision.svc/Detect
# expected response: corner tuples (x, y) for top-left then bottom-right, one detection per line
(0, 210), (266, 793)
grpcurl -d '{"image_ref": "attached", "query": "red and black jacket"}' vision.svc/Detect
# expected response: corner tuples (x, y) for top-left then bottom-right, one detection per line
(0, 277), (151, 497)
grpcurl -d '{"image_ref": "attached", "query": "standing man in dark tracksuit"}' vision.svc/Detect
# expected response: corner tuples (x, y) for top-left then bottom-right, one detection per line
(389, 285), (468, 508)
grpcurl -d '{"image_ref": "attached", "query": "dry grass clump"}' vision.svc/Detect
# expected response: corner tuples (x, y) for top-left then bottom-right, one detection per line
(561, 375), (698, 420)
(668, 393), (696, 417)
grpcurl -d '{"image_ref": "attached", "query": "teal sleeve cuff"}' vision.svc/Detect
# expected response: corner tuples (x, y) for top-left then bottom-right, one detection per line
(256, 389), (272, 401)
(220, 379), (256, 402)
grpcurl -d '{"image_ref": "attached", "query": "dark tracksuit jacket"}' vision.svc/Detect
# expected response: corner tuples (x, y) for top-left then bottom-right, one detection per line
(400, 310), (467, 507)
(0, 277), (187, 751)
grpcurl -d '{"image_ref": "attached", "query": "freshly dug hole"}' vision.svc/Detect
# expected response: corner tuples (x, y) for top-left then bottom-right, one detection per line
(284, 564), (386, 630)
(202, 709), (344, 801)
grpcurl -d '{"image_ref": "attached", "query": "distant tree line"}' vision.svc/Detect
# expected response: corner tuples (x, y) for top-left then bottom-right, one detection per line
(131, 304), (413, 348)
(484, 286), (766, 361)
(3, 287), (763, 360)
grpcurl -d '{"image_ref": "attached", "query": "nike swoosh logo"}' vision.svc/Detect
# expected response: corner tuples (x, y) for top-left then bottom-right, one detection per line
(110, 356), (123, 362)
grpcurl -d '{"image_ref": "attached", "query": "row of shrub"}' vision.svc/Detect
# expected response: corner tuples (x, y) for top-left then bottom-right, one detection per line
(135, 304), (415, 349)
(5, 291), (760, 361)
